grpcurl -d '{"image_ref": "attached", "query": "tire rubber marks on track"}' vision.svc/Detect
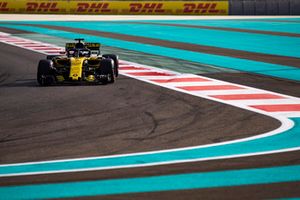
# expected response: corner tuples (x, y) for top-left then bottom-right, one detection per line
(1, 32), (300, 178)
(1, 32), (300, 117)
(119, 61), (300, 117)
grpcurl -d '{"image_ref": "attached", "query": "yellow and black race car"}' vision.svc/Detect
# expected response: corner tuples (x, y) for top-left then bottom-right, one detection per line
(37, 38), (119, 86)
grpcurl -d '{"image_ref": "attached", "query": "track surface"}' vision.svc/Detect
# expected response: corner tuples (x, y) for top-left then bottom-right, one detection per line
(0, 42), (279, 164)
(0, 17), (300, 199)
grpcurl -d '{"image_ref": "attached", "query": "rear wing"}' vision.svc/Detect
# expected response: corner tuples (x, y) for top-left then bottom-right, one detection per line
(85, 43), (101, 51)
(65, 43), (76, 51)
(65, 42), (101, 51)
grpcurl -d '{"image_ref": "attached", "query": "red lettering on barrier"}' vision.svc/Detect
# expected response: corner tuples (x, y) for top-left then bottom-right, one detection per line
(50, 3), (59, 12)
(195, 3), (210, 13)
(142, 3), (156, 13)
(208, 3), (220, 13)
(183, 3), (195, 13)
(129, 3), (142, 13)
(38, 3), (59, 12)
(0, 2), (9, 11)
(38, 3), (51, 12)
(26, 2), (38, 11)
(77, 3), (89, 12)
(101, 3), (111, 12)
(154, 3), (165, 13)
(88, 3), (101, 12)
(26, 2), (59, 12)
(90, 3), (110, 12)
(129, 3), (165, 13)
(183, 3), (220, 14)
(77, 3), (111, 13)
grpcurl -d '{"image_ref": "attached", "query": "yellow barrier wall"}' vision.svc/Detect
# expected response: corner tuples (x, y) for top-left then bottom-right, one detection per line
(0, 1), (228, 15)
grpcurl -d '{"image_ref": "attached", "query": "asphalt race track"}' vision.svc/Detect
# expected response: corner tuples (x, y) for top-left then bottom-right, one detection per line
(0, 16), (300, 199)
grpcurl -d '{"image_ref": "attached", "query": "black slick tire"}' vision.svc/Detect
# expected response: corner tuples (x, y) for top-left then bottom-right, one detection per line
(99, 58), (115, 84)
(102, 54), (119, 77)
(37, 59), (55, 86)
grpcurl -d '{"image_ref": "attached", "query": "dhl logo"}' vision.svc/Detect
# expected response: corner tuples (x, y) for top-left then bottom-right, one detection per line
(76, 3), (111, 12)
(0, 1), (228, 15)
(129, 3), (165, 13)
(0, 2), (9, 11)
(26, 2), (59, 12)
(183, 3), (222, 14)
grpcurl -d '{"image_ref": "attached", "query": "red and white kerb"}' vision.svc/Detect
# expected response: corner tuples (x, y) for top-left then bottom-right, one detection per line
(1, 32), (300, 118)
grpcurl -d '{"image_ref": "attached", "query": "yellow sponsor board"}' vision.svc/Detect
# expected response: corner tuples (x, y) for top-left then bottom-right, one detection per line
(0, 0), (228, 15)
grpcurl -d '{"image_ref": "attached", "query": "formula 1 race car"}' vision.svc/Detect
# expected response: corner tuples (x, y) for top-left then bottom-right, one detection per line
(37, 38), (119, 86)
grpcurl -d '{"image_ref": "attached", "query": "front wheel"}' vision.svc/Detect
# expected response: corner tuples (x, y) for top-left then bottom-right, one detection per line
(37, 59), (56, 86)
(99, 58), (115, 84)
(102, 54), (119, 77)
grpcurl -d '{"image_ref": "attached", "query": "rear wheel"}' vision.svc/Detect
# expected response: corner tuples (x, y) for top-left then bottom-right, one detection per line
(99, 58), (115, 84)
(102, 54), (119, 77)
(46, 55), (58, 60)
(37, 59), (56, 86)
